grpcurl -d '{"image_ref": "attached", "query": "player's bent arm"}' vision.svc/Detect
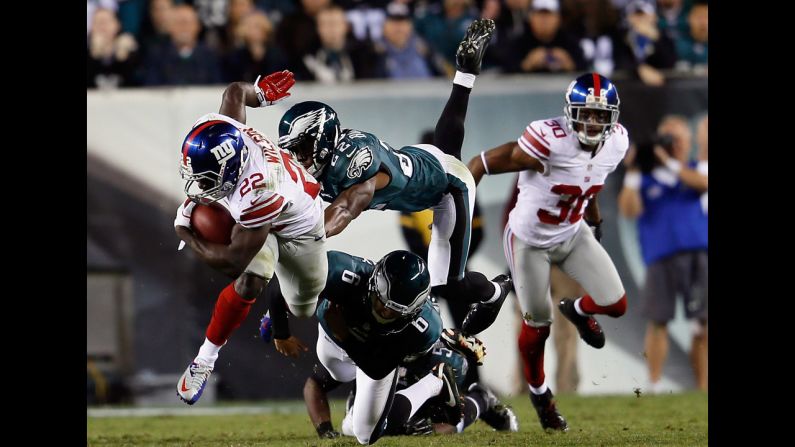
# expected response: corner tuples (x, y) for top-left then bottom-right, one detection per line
(176, 222), (270, 277)
(467, 141), (544, 185)
(584, 194), (601, 225)
(324, 172), (388, 237)
(218, 82), (261, 124)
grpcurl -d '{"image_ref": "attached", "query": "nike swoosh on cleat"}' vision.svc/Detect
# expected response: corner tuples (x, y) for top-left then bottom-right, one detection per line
(180, 377), (190, 393)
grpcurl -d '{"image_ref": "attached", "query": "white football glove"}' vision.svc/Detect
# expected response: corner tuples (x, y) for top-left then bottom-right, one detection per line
(174, 199), (196, 251)
(174, 198), (196, 229)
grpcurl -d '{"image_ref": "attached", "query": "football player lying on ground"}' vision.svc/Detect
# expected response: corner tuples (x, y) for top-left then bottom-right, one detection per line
(278, 332), (517, 438)
(261, 249), (466, 444)
(276, 19), (511, 336)
(262, 277), (516, 437)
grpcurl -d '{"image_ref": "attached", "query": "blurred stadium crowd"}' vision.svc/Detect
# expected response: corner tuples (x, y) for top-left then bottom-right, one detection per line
(87, 0), (707, 89)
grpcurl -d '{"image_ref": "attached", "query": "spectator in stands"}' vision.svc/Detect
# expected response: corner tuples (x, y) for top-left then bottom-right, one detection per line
(617, 115), (708, 394)
(656, 0), (690, 42)
(276, 0), (330, 79)
(503, 0), (585, 74)
(562, 0), (620, 76)
(143, 4), (222, 86)
(255, 0), (297, 25)
(340, 0), (390, 42)
(139, 0), (174, 55)
(675, 1), (707, 73)
(223, 10), (289, 82)
(302, 6), (386, 83)
(377, 2), (433, 79)
(695, 115), (707, 214)
(487, 0), (531, 71)
(613, 0), (676, 86)
(87, 8), (141, 88)
(414, 0), (477, 76)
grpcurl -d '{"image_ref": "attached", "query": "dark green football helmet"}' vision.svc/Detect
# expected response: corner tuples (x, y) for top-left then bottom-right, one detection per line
(368, 250), (431, 325)
(278, 101), (340, 177)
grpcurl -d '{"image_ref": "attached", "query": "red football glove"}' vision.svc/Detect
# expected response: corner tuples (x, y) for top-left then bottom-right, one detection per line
(254, 70), (295, 107)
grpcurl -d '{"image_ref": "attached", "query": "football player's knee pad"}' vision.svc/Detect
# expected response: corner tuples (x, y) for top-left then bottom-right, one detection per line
(286, 300), (317, 318)
(309, 369), (342, 393)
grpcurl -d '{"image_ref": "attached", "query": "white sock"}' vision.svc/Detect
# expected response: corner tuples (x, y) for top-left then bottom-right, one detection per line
(528, 381), (548, 395)
(481, 281), (502, 304)
(574, 298), (591, 317)
(396, 373), (443, 419)
(195, 338), (223, 367)
(453, 71), (476, 88)
(341, 411), (355, 436)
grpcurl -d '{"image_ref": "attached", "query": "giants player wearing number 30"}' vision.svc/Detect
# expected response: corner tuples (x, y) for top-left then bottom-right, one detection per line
(468, 73), (629, 432)
(173, 70), (328, 405)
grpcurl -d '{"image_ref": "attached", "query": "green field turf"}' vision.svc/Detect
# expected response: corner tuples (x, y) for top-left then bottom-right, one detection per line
(88, 392), (707, 446)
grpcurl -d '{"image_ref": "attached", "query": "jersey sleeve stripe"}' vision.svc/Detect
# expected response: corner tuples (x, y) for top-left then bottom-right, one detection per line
(241, 194), (280, 214)
(240, 196), (285, 223)
(528, 126), (550, 146)
(241, 208), (284, 227)
(522, 129), (551, 156)
(518, 135), (549, 160)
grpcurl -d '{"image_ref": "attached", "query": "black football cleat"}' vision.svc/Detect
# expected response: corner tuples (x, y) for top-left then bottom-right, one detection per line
(558, 298), (605, 349)
(461, 274), (512, 335)
(468, 383), (519, 432)
(530, 389), (568, 432)
(432, 362), (464, 424)
(455, 18), (496, 75)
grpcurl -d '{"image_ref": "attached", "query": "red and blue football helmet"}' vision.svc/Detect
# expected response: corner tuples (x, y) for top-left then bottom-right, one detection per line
(179, 120), (249, 204)
(563, 73), (620, 147)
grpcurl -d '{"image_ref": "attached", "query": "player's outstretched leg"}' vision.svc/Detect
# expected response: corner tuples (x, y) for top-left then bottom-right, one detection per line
(177, 274), (263, 404)
(433, 18), (495, 160)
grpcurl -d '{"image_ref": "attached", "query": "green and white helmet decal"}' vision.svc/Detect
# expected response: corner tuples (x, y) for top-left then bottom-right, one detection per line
(278, 101), (341, 177)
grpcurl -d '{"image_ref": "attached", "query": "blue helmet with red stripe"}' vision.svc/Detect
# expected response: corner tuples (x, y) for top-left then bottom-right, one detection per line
(179, 120), (249, 204)
(564, 73), (620, 147)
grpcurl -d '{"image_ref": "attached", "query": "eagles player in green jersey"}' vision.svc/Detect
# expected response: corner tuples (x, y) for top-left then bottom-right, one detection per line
(346, 336), (519, 438)
(265, 250), (463, 445)
(277, 19), (511, 335)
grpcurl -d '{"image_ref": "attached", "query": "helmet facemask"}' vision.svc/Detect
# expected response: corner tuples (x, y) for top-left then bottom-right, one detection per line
(180, 146), (248, 204)
(278, 107), (339, 178)
(563, 75), (621, 148)
(280, 131), (332, 178)
(565, 104), (620, 147)
(367, 260), (428, 332)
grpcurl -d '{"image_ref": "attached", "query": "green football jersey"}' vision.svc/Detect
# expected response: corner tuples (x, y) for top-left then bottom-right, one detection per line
(318, 129), (451, 212)
(316, 250), (442, 379)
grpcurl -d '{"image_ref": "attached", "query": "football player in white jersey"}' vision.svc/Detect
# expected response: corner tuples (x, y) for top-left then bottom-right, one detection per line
(174, 70), (328, 405)
(467, 73), (630, 431)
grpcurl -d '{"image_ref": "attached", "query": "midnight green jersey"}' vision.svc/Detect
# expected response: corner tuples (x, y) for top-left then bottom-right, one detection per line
(316, 250), (443, 379)
(318, 129), (451, 212)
